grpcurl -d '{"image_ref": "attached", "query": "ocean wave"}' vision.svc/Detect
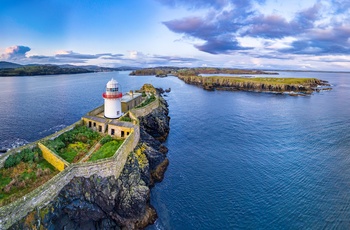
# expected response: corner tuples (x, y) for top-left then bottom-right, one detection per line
(0, 138), (29, 152)
(38, 124), (67, 135)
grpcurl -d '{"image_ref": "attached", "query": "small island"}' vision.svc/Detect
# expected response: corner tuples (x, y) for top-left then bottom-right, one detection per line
(130, 67), (331, 95)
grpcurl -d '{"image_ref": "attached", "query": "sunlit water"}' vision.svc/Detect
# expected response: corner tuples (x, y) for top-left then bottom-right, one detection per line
(0, 71), (349, 229)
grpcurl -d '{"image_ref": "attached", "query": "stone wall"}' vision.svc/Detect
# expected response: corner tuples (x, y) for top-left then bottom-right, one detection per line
(87, 105), (104, 116)
(0, 100), (157, 229)
(131, 97), (160, 117)
(38, 143), (69, 172)
(0, 121), (82, 169)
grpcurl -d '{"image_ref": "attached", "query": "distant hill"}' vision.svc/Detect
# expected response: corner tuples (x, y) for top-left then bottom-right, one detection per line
(0, 65), (93, 76)
(0, 61), (22, 69)
(0, 62), (140, 76)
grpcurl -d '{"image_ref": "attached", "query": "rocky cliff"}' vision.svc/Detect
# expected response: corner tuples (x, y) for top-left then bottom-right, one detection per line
(178, 75), (331, 94)
(9, 93), (170, 230)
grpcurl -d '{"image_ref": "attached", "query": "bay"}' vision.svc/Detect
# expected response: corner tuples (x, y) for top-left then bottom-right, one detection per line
(1, 71), (350, 229)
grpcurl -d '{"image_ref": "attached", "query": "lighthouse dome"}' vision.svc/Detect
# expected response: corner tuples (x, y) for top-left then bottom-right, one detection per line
(107, 78), (118, 88)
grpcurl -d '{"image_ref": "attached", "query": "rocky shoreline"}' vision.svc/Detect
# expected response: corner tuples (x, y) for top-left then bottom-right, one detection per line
(9, 91), (170, 230)
(178, 75), (331, 95)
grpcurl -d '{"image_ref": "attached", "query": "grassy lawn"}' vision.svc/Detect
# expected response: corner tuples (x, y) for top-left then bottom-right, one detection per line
(44, 125), (101, 163)
(88, 139), (123, 162)
(0, 148), (58, 207)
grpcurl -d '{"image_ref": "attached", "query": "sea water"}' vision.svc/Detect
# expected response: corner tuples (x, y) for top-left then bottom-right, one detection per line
(1, 71), (350, 229)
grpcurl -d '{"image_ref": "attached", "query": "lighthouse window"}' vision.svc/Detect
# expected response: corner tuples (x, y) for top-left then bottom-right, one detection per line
(117, 111), (120, 115)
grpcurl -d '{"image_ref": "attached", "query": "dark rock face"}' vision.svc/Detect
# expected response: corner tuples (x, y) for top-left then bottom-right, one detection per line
(138, 96), (170, 186)
(10, 156), (153, 230)
(10, 93), (170, 230)
(139, 96), (170, 143)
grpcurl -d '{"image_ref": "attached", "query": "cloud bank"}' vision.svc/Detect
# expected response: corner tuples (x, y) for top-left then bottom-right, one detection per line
(0, 46), (201, 67)
(160, 0), (350, 58)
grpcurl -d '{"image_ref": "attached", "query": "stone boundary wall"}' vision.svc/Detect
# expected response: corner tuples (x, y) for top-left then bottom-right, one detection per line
(87, 105), (104, 116)
(131, 97), (160, 117)
(0, 100), (156, 229)
(38, 143), (69, 171)
(0, 121), (83, 169)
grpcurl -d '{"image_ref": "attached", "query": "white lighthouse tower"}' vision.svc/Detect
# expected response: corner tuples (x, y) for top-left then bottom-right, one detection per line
(103, 78), (122, 118)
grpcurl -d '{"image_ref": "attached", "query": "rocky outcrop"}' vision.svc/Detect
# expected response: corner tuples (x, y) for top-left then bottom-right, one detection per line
(178, 75), (331, 95)
(136, 94), (170, 187)
(9, 91), (170, 230)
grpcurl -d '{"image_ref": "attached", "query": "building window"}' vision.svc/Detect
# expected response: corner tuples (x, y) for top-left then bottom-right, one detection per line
(88, 121), (92, 128)
(99, 125), (102, 132)
(93, 122), (96, 127)
(121, 131), (125, 138)
(111, 129), (115, 135)
(127, 132), (130, 136)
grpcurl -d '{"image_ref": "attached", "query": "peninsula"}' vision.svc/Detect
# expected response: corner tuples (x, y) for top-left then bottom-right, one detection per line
(0, 81), (170, 229)
(130, 67), (331, 95)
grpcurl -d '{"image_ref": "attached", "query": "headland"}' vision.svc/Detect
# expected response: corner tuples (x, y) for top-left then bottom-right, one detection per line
(0, 83), (170, 229)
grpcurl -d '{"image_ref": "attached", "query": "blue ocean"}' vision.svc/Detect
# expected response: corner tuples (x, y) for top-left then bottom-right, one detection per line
(1, 71), (350, 229)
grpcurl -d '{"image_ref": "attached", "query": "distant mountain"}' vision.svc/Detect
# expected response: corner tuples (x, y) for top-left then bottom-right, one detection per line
(0, 61), (22, 69)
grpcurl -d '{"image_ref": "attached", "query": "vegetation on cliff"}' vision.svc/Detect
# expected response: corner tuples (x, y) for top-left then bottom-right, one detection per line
(0, 147), (58, 207)
(178, 75), (329, 94)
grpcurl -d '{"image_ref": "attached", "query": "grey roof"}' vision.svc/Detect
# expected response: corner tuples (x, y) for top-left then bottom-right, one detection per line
(109, 120), (134, 128)
(83, 115), (108, 123)
(121, 93), (142, 103)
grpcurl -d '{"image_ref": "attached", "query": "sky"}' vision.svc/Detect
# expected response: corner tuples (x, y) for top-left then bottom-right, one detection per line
(1, 0), (350, 71)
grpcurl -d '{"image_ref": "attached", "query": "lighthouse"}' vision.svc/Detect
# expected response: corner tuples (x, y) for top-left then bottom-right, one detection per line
(103, 78), (122, 118)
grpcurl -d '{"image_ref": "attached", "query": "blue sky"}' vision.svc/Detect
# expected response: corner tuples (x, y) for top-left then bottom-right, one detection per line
(1, 0), (350, 71)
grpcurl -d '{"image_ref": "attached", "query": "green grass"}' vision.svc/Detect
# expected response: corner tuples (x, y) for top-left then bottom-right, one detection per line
(44, 125), (101, 163)
(0, 173), (12, 190)
(0, 157), (58, 206)
(135, 94), (156, 108)
(37, 159), (56, 171)
(181, 75), (319, 85)
(88, 140), (123, 162)
(120, 116), (132, 122)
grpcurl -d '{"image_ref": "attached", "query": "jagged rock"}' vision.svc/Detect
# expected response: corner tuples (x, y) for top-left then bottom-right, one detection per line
(139, 97), (170, 142)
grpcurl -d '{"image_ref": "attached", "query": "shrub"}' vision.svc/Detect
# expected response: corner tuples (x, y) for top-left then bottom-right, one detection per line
(100, 135), (113, 145)
(120, 116), (132, 122)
